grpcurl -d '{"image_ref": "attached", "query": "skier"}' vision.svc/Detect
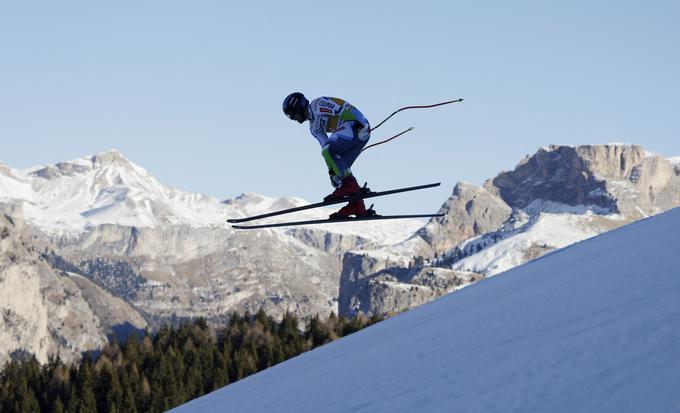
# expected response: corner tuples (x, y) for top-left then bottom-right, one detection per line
(282, 92), (371, 218)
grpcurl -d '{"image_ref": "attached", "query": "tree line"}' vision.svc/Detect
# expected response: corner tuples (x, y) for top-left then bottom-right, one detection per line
(0, 310), (381, 413)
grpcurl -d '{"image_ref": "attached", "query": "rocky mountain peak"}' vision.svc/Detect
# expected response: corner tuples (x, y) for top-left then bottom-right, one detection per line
(29, 149), (142, 181)
(484, 144), (680, 216)
(228, 192), (274, 205)
(90, 149), (130, 166)
(417, 181), (512, 254)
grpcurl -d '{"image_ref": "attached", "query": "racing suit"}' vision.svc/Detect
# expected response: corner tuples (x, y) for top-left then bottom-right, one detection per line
(306, 97), (370, 183)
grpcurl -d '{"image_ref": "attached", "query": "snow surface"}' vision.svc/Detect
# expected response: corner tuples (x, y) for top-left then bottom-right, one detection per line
(173, 207), (680, 413)
(451, 212), (606, 276)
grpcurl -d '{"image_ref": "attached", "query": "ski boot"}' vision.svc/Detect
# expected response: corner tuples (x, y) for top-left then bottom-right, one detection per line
(329, 199), (367, 219)
(330, 203), (380, 219)
(324, 175), (362, 202)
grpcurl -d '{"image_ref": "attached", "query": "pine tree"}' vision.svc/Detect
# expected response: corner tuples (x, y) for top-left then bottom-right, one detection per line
(53, 396), (65, 413)
(306, 314), (330, 347)
(138, 374), (151, 412)
(77, 361), (97, 413)
(19, 387), (40, 413)
(118, 370), (138, 413)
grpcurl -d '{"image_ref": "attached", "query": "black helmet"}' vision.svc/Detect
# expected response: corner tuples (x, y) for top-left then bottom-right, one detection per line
(282, 92), (309, 124)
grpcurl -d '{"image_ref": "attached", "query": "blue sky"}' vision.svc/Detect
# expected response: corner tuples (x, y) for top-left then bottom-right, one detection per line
(1, 1), (678, 214)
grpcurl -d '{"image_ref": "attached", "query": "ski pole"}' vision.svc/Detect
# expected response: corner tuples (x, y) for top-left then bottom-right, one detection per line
(369, 98), (464, 132)
(362, 98), (464, 152)
(362, 127), (414, 153)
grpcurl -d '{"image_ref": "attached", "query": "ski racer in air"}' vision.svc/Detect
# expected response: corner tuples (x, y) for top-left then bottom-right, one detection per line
(282, 92), (371, 218)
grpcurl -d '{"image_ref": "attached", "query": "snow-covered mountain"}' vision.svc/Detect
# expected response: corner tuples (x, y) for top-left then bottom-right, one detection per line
(339, 144), (680, 316)
(0, 150), (225, 230)
(172, 205), (680, 413)
(0, 149), (423, 240)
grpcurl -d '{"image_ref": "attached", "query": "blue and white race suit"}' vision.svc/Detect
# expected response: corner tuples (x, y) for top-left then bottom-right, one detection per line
(306, 97), (370, 179)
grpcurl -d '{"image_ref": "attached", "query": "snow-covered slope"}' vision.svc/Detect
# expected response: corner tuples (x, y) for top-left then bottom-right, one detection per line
(449, 210), (624, 275)
(173, 206), (680, 413)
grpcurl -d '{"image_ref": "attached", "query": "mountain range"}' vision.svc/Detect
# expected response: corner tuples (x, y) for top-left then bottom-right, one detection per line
(0, 150), (421, 364)
(1, 144), (679, 364)
(338, 144), (680, 316)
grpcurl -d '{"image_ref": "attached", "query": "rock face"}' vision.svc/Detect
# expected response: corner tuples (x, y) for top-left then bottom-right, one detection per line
(46, 223), (353, 323)
(487, 145), (680, 216)
(37, 207), (420, 325)
(0, 204), (141, 365)
(418, 182), (513, 254)
(339, 144), (680, 317)
(346, 265), (481, 316)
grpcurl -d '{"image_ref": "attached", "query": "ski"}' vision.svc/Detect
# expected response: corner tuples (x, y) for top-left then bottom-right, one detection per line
(227, 182), (441, 223)
(231, 213), (445, 230)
